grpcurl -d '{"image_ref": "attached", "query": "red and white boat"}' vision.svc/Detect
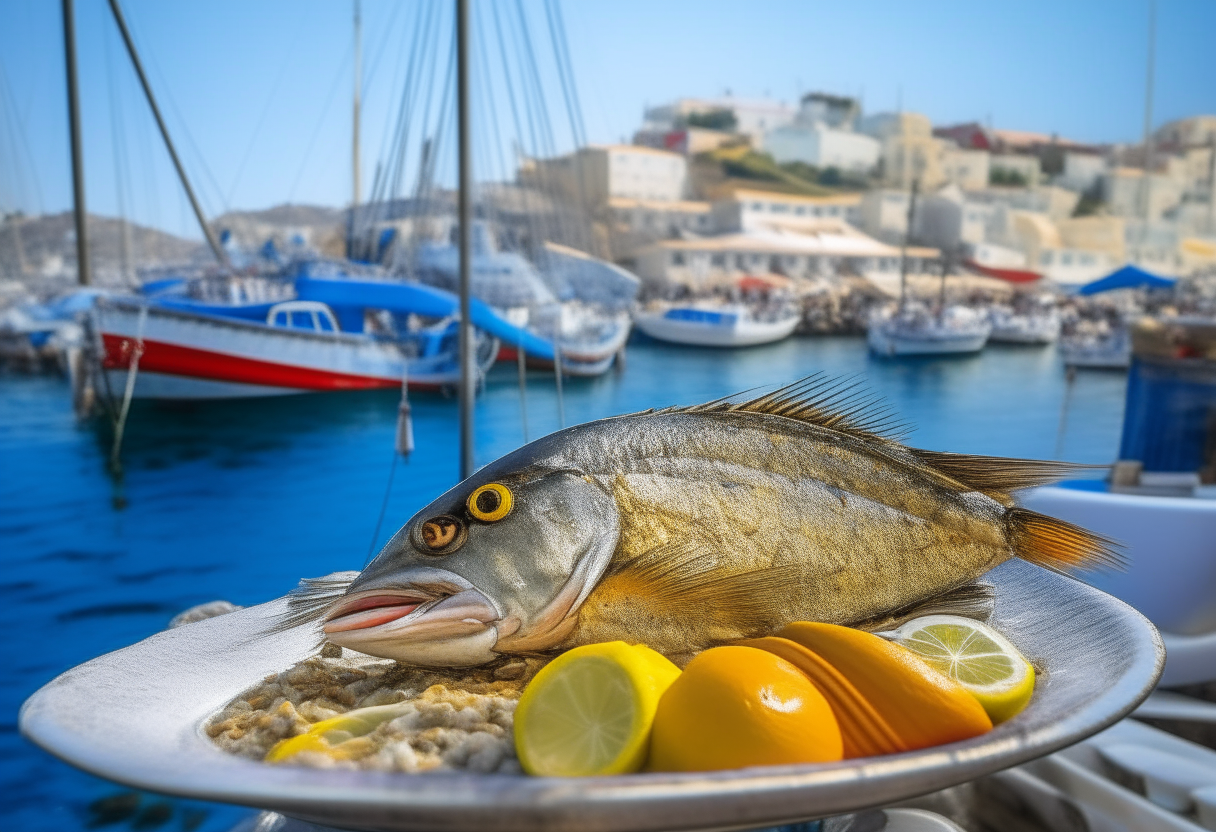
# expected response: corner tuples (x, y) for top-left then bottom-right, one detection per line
(85, 296), (496, 400)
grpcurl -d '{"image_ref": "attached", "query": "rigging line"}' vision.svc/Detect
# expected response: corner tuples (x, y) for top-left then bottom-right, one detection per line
(394, 0), (446, 201)
(0, 63), (33, 213)
(364, 0), (416, 207)
(543, 0), (584, 150)
(505, 2), (559, 250)
(225, 14), (310, 207)
(515, 0), (576, 251)
(374, 0), (428, 207)
(367, 450), (399, 564)
(287, 46), (354, 202)
(116, 6), (227, 220)
(103, 24), (133, 280)
(489, 1), (546, 262)
(367, 0), (431, 242)
(543, 0), (591, 252)
(360, 0), (405, 100)
(548, 0), (588, 148)
(0, 56), (45, 215)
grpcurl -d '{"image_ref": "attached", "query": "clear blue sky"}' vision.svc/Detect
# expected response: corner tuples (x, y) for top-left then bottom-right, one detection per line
(1, 0), (1213, 240)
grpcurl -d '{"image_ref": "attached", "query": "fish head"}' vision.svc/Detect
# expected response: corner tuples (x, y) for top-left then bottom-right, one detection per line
(323, 465), (619, 666)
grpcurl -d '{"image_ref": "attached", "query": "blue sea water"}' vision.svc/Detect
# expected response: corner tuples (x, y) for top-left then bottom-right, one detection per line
(1, 336), (1127, 832)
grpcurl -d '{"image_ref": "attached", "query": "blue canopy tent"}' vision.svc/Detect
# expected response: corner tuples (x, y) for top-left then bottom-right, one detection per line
(1077, 265), (1175, 296)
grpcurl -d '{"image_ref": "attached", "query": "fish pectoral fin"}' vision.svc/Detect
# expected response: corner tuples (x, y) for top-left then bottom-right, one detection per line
(851, 581), (997, 633)
(599, 539), (800, 630)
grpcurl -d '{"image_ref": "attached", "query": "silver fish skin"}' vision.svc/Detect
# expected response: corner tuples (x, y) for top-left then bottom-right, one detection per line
(316, 380), (1115, 665)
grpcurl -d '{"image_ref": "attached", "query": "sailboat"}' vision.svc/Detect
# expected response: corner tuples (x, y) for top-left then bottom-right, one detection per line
(406, 222), (633, 376)
(866, 181), (991, 357)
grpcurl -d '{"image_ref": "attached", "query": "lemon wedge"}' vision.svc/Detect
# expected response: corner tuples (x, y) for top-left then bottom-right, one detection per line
(891, 615), (1035, 724)
(513, 642), (680, 777)
(266, 702), (411, 762)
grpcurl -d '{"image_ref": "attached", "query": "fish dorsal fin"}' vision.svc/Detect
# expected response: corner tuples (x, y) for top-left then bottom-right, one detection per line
(910, 449), (1107, 501)
(663, 374), (909, 444)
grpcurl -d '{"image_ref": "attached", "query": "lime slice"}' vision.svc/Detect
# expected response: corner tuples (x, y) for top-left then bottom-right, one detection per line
(513, 642), (680, 777)
(891, 615), (1035, 724)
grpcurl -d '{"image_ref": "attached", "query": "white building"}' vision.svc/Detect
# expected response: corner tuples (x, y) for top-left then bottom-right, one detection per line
(641, 97), (795, 146)
(761, 92), (879, 174)
(859, 189), (914, 242)
(764, 126), (880, 174)
(633, 222), (932, 291)
(914, 186), (992, 250)
(520, 144), (687, 207)
(712, 189), (862, 232)
(940, 147), (990, 191)
(1056, 152), (1107, 194)
(990, 154), (1042, 187)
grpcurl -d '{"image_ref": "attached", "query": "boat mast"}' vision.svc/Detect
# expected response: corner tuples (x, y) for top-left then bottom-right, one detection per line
(62, 0), (90, 286)
(352, 0), (362, 209)
(106, 0), (229, 268)
(457, 0), (475, 479)
(898, 178), (919, 312)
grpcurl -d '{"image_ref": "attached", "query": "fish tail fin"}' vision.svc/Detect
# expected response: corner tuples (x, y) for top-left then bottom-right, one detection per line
(1007, 507), (1125, 573)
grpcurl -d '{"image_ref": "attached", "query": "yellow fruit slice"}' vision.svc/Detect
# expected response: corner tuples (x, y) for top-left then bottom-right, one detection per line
(513, 642), (681, 777)
(266, 702), (411, 762)
(891, 615), (1035, 724)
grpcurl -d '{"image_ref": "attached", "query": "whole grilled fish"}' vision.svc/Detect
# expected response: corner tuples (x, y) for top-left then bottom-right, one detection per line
(283, 377), (1118, 666)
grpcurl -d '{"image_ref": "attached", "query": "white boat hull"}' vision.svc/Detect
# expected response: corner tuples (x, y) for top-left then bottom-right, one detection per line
(91, 300), (477, 400)
(633, 311), (799, 347)
(867, 327), (989, 356)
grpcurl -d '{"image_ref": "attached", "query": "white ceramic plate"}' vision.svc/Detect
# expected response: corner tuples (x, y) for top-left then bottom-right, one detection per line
(20, 560), (1164, 832)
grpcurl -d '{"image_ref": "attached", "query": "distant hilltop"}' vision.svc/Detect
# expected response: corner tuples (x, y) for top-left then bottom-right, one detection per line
(0, 203), (347, 291)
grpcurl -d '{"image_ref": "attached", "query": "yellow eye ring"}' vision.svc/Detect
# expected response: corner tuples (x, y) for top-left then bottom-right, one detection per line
(467, 483), (513, 522)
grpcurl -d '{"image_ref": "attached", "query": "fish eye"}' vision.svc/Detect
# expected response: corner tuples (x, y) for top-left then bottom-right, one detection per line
(414, 514), (466, 555)
(467, 483), (513, 522)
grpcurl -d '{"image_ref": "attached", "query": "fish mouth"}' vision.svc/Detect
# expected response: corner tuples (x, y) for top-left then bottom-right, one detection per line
(321, 572), (501, 646)
(323, 591), (436, 633)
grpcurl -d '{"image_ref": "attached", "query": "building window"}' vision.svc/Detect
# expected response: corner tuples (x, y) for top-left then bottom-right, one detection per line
(751, 202), (764, 211)
(772, 203), (790, 213)
(711, 253), (725, 267)
(794, 206), (806, 215)
(672, 252), (685, 266)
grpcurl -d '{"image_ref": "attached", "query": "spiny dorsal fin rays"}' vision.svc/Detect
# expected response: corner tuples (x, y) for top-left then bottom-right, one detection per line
(910, 450), (1108, 496)
(660, 374), (911, 444)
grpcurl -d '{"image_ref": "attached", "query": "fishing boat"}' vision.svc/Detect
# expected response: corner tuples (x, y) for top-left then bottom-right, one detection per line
(987, 299), (1061, 345)
(1026, 314), (1216, 689)
(407, 222), (634, 376)
(1059, 325), (1131, 369)
(83, 293), (498, 400)
(866, 303), (991, 357)
(1058, 265), (1176, 370)
(632, 300), (801, 348)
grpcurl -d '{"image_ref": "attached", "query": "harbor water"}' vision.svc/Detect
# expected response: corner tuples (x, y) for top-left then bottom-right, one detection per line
(3, 336), (1126, 832)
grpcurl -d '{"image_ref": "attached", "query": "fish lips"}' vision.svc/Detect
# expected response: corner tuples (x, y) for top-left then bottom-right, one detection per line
(322, 572), (501, 643)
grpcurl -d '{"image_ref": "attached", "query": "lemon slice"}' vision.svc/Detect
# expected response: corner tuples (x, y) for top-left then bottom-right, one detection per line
(513, 642), (680, 777)
(891, 615), (1035, 724)
(266, 702), (411, 762)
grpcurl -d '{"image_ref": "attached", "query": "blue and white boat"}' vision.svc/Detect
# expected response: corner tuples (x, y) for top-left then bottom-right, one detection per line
(77, 269), (554, 401)
(1025, 314), (1216, 687)
(633, 301), (800, 347)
